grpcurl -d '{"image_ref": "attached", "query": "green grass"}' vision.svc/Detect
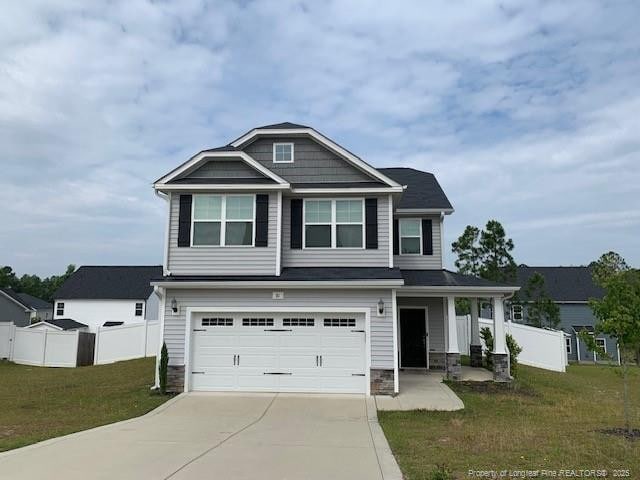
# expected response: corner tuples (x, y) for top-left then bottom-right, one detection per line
(379, 364), (640, 480)
(0, 357), (169, 452)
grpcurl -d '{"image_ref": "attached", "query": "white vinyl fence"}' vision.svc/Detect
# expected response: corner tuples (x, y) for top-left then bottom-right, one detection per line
(0, 321), (159, 367)
(457, 316), (568, 372)
(94, 321), (159, 365)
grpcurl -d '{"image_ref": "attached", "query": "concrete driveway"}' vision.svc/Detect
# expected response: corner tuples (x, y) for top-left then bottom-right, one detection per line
(0, 393), (401, 480)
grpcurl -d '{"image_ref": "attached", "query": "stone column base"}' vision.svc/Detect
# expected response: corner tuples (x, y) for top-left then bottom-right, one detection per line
(492, 353), (511, 382)
(167, 365), (185, 392)
(445, 353), (462, 381)
(470, 344), (483, 368)
(370, 369), (395, 395)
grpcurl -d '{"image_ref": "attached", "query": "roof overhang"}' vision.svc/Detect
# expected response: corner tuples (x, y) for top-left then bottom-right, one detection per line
(397, 286), (520, 297)
(154, 151), (290, 189)
(230, 127), (402, 188)
(395, 208), (455, 215)
(152, 279), (404, 289)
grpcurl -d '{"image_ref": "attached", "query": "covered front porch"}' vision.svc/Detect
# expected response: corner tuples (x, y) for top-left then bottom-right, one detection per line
(394, 270), (520, 388)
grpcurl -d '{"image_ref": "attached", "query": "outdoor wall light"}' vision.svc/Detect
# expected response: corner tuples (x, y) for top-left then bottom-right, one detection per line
(171, 298), (178, 313)
(377, 299), (385, 316)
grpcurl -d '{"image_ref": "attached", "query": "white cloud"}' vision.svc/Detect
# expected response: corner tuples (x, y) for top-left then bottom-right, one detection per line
(0, 0), (639, 275)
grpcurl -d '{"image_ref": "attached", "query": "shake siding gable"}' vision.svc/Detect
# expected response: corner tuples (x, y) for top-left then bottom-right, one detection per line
(167, 193), (277, 275)
(243, 137), (376, 183)
(162, 288), (394, 369)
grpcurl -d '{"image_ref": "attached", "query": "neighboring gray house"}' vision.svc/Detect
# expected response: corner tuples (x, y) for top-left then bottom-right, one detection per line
(507, 266), (618, 364)
(0, 288), (52, 327)
(151, 122), (519, 395)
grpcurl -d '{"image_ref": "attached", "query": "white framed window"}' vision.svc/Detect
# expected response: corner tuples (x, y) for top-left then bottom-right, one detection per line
(303, 199), (364, 249)
(56, 302), (64, 316)
(511, 305), (523, 322)
(596, 338), (607, 352)
(135, 302), (143, 317)
(565, 337), (572, 354)
(399, 218), (421, 254)
(192, 194), (255, 247)
(273, 143), (294, 163)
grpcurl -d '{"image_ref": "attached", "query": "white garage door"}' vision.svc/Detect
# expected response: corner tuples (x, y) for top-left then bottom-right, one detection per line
(190, 312), (367, 393)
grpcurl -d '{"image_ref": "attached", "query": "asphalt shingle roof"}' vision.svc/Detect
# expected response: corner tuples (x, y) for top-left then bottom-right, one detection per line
(512, 266), (604, 302)
(16, 293), (52, 310)
(44, 318), (88, 330)
(55, 266), (163, 300)
(379, 167), (453, 210)
(402, 270), (515, 288)
(1, 287), (32, 309)
(257, 122), (309, 129)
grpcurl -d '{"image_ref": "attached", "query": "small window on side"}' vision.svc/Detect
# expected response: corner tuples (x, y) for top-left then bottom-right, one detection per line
(135, 302), (143, 316)
(595, 338), (607, 352)
(56, 302), (64, 316)
(565, 337), (572, 354)
(511, 305), (523, 322)
(273, 143), (294, 163)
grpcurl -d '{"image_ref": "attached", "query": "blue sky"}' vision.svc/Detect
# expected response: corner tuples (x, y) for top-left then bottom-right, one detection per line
(1, 0), (639, 276)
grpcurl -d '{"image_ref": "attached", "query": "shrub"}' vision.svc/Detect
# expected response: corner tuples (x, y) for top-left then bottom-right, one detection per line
(159, 342), (169, 394)
(480, 327), (494, 369)
(506, 333), (522, 377)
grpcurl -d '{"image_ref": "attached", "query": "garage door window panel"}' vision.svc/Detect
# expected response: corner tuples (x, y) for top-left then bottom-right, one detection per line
(202, 318), (234, 326)
(324, 318), (356, 327)
(283, 318), (315, 327)
(242, 318), (274, 327)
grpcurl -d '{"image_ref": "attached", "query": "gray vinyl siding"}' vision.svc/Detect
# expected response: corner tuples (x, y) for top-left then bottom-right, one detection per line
(166, 192), (277, 275)
(393, 215), (443, 270)
(281, 195), (390, 267)
(243, 137), (375, 183)
(0, 297), (31, 327)
(163, 288), (394, 369)
(182, 159), (264, 179)
(397, 297), (445, 353)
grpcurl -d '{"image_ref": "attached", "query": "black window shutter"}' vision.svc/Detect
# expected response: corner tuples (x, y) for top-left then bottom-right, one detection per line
(365, 198), (378, 249)
(177, 195), (192, 247)
(290, 199), (303, 249)
(255, 194), (269, 247)
(393, 219), (399, 255)
(422, 218), (433, 255)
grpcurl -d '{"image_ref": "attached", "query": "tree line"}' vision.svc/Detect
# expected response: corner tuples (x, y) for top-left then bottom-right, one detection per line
(0, 265), (76, 303)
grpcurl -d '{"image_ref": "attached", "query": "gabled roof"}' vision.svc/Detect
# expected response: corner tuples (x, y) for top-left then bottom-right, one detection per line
(16, 293), (52, 310)
(257, 122), (309, 129)
(379, 168), (453, 212)
(28, 318), (88, 331)
(0, 287), (34, 311)
(54, 266), (163, 300)
(513, 266), (604, 302)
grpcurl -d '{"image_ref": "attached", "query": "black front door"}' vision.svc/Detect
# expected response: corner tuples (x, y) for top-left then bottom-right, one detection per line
(400, 309), (427, 368)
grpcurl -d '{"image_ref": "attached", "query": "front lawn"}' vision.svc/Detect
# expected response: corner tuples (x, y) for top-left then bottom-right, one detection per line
(379, 364), (640, 479)
(0, 357), (169, 452)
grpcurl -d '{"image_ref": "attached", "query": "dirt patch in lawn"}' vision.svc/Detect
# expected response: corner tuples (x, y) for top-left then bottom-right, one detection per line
(598, 427), (640, 440)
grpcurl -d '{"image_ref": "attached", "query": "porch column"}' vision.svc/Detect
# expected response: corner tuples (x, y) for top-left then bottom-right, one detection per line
(492, 296), (510, 382)
(445, 296), (461, 381)
(469, 298), (483, 368)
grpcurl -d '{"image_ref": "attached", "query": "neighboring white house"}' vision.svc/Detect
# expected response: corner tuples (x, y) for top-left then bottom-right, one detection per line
(53, 266), (162, 333)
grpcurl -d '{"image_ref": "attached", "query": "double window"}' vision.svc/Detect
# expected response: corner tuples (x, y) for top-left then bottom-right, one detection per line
(511, 305), (523, 322)
(399, 219), (421, 254)
(135, 302), (143, 316)
(56, 302), (64, 316)
(192, 194), (254, 246)
(304, 199), (364, 248)
(565, 337), (572, 354)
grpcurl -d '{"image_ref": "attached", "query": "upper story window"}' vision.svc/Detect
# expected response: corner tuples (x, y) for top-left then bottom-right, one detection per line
(273, 143), (294, 163)
(399, 219), (421, 254)
(192, 194), (254, 247)
(135, 302), (143, 316)
(56, 302), (64, 316)
(304, 199), (364, 248)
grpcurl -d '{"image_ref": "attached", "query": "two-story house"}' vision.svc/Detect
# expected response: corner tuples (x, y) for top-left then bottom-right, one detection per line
(151, 123), (519, 395)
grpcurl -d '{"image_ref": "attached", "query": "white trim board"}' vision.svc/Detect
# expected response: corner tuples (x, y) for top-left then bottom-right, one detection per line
(183, 306), (372, 396)
(230, 127), (402, 188)
(152, 280), (404, 289)
(154, 150), (290, 187)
